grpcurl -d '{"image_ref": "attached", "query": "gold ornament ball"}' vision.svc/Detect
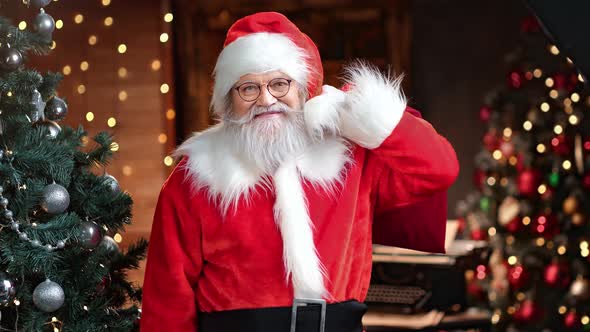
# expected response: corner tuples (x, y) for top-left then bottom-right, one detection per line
(569, 277), (590, 301)
(498, 196), (520, 225)
(572, 213), (586, 226)
(563, 196), (578, 215)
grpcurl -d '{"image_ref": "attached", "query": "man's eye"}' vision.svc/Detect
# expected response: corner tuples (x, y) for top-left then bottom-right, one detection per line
(242, 85), (258, 93)
(271, 82), (288, 90)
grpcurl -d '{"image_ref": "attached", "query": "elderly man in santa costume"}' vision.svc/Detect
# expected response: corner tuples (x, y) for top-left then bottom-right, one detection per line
(141, 11), (459, 332)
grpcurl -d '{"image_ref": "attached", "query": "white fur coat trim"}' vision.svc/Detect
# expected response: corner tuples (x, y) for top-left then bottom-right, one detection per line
(175, 125), (350, 299)
(175, 124), (351, 214)
(273, 160), (328, 299)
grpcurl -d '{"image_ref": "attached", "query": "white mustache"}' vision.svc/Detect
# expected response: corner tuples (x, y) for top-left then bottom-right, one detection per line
(227, 102), (302, 125)
(252, 103), (288, 116)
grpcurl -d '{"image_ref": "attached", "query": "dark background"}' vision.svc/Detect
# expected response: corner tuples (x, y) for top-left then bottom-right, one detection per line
(410, 0), (528, 217)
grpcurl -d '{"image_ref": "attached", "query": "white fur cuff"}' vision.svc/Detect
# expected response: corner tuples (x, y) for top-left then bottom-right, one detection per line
(340, 63), (406, 149)
(303, 64), (406, 149)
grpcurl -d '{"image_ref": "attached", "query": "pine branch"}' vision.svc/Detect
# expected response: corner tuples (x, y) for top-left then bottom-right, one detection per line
(0, 70), (43, 105)
(68, 170), (133, 233)
(87, 132), (115, 167)
(38, 72), (63, 100)
(0, 17), (51, 56)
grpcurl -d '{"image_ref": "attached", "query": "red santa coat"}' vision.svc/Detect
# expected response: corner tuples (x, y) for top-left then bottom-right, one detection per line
(140, 66), (459, 331)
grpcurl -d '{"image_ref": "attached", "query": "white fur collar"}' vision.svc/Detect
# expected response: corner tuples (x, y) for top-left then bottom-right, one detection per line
(174, 124), (352, 215)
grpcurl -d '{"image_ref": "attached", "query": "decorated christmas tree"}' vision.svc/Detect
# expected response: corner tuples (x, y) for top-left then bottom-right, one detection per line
(456, 16), (590, 331)
(0, 1), (146, 330)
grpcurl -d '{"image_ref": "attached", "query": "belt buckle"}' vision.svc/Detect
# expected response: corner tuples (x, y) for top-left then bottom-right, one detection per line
(290, 298), (326, 332)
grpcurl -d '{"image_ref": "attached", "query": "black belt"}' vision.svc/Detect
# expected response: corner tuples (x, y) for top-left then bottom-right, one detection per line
(199, 299), (367, 332)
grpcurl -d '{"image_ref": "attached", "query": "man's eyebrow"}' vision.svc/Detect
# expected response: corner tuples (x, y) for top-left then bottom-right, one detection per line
(234, 80), (258, 87)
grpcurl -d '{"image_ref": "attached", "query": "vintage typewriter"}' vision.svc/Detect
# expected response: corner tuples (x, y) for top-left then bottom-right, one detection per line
(366, 221), (490, 314)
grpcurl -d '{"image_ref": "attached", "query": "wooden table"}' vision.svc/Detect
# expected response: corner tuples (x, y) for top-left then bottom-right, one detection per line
(363, 307), (492, 332)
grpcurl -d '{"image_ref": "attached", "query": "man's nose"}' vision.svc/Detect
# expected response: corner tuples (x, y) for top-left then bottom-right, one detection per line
(256, 87), (277, 106)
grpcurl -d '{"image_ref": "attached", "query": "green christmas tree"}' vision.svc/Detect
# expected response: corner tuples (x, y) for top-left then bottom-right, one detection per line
(0, 2), (147, 331)
(456, 15), (590, 332)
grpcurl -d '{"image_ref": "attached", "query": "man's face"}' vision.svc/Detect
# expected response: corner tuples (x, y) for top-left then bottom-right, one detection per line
(230, 71), (301, 118)
(224, 70), (309, 173)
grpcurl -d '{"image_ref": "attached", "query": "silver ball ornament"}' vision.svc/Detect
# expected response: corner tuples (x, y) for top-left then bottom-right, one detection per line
(0, 46), (23, 71)
(40, 183), (70, 214)
(32, 279), (64, 312)
(3, 209), (13, 220)
(34, 119), (61, 139)
(103, 174), (120, 192)
(44, 97), (68, 121)
(78, 221), (102, 249)
(33, 10), (55, 39)
(0, 272), (16, 305)
(100, 235), (119, 254)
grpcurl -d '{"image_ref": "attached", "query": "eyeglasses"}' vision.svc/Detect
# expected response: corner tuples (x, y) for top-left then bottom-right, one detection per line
(234, 78), (293, 102)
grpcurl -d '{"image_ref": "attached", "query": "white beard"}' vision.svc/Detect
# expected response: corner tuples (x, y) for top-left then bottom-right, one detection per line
(223, 102), (311, 175)
(223, 102), (329, 299)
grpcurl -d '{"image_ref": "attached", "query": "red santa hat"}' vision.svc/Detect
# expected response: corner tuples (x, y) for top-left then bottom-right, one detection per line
(211, 12), (323, 116)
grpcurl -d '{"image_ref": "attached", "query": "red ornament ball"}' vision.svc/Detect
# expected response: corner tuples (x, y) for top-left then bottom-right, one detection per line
(500, 141), (515, 157)
(483, 132), (499, 151)
(553, 73), (567, 90)
(583, 173), (590, 189)
(520, 16), (540, 33)
(513, 299), (543, 323)
(479, 106), (492, 122)
(508, 265), (530, 290)
(473, 169), (486, 189)
(551, 135), (570, 156)
(531, 213), (560, 239)
(505, 216), (523, 233)
(456, 217), (466, 234)
(564, 310), (581, 329)
(518, 169), (541, 197)
(541, 186), (554, 201)
(508, 71), (523, 89)
(470, 228), (487, 241)
(467, 281), (486, 300)
(544, 261), (570, 288)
